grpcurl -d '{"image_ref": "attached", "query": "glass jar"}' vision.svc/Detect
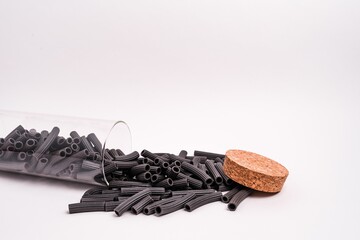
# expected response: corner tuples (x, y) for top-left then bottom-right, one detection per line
(0, 110), (132, 186)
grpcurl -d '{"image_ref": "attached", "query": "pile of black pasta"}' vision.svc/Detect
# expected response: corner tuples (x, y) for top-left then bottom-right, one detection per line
(0, 125), (253, 215)
(0, 125), (115, 181)
(69, 149), (253, 216)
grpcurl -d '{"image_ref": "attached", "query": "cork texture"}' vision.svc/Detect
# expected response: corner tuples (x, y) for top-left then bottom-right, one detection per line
(223, 150), (289, 193)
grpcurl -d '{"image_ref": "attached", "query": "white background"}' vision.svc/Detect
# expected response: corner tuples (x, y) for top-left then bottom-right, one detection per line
(1, 0), (359, 239)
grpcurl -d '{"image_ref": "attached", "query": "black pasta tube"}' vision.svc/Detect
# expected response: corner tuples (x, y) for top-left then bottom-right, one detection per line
(217, 184), (233, 192)
(161, 190), (172, 198)
(137, 157), (145, 164)
(194, 150), (225, 160)
(108, 149), (120, 159)
(16, 133), (29, 144)
(111, 170), (126, 180)
(205, 160), (223, 185)
(68, 202), (105, 214)
(37, 130), (49, 147)
(82, 193), (120, 199)
(153, 152), (169, 156)
(136, 172), (152, 182)
(82, 186), (108, 196)
(181, 162), (213, 185)
(176, 173), (203, 189)
(114, 188), (151, 216)
(184, 192), (222, 212)
(2, 146), (15, 160)
(192, 156), (207, 167)
(198, 163), (210, 175)
(150, 174), (165, 183)
(221, 185), (243, 203)
(114, 151), (139, 161)
(130, 164), (150, 176)
(34, 157), (49, 173)
(141, 158), (154, 165)
(14, 141), (23, 151)
(70, 143), (80, 153)
(81, 160), (101, 170)
(141, 149), (159, 160)
(94, 163), (117, 178)
(41, 148), (69, 175)
(153, 157), (164, 166)
(178, 150), (187, 158)
(81, 196), (118, 203)
(72, 137), (81, 145)
(29, 129), (41, 140)
(22, 139), (37, 152)
(155, 193), (196, 216)
(214, 162), (233, 185)
(112, 160), (138, 169)
(143, 195), (182, 215)
(131, 196), (154, 215)
(104, 149), (114, 160)
(169, 160), (181, 168)
(1, 138), (15, 151)
(171, 178), (189, 190)
(171, 189), (216, 197)
(165, 166), (180, 179)
(151, 195), (162, 201)
(80, 136), (97, 155)
(87, 133), (102, 153)
(228, 188), (253, 211)
(120, 187), (165, 196)
(153, 178), (173, 188)
(109, 180), (151, 188)
(102, 189), (121, 194)
(69, 131), (80, 139)
(160, 161), (169, 170)
(4, 125), (25, 142)
(116, 149), (125, 156)
(49, 137), (65, 152)
(69, 163), (81, 178)
(105, 200), (126, 212)
(168, 154), (192, 164)
(31, 127), (60, 162)
(214, 157), (224, 164)
(81, 193), (119, 202)
(17, 152), (27, 161)
(149, 166), (161, 174)
(50, 149), (89, 175)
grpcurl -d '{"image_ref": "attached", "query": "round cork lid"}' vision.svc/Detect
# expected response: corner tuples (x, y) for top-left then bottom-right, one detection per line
(223, 150), (289, 193)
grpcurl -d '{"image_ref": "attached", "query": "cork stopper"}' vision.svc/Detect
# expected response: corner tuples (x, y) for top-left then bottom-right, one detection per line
(223, 150), (289, 193)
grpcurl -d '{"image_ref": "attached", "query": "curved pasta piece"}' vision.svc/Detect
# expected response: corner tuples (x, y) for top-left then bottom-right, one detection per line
(205, 160), (223, 185)
(221, 185), (243, 203)
(181, 162), (213, 185)
(68, 202), (105, 214)
(214, 162), (233, 185)
(155, 193), (196, 216)
(131, 196), (154, 215)
(228, 188), (253, 211)
(114, 188), (151, 216)
(184, 192), (222, 212)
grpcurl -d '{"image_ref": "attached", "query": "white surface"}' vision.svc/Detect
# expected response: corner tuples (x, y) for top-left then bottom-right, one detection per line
(0, 1), (360, 239)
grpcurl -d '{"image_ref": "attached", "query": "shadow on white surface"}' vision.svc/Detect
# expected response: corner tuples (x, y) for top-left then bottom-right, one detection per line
(251, 190), (277, 198)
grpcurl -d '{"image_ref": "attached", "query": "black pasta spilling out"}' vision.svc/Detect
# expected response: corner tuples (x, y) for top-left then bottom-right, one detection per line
(69, 149), (253, 216)
(0, 125), (253, 216)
